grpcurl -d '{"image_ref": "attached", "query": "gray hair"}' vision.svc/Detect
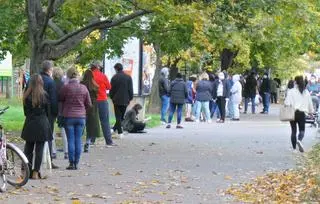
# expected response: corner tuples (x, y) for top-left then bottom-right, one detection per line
(42, 60), (54, 73)
(90, 60), (103, 69)
(161, 67), (169, 78)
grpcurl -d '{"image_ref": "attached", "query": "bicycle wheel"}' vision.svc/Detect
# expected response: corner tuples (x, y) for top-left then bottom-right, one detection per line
(5, 143), (29, 187)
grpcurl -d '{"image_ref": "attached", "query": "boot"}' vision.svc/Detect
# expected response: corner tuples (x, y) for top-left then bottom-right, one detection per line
(84, 144), (89, 153)
(66, 162), (75, 170)
(64, 152), (68, 159)
(31, 171), (40, 179)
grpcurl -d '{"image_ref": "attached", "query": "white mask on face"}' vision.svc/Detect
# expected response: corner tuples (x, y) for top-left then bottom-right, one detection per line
(218, 73), (225, 80)
(263, 75), (267, 79)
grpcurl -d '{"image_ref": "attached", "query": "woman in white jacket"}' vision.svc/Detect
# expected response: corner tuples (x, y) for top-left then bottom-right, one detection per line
(284, 76), (313, 153)
(230, 74), (242, 121)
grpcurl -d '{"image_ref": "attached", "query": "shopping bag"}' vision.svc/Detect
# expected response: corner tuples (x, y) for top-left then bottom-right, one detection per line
(32, 141), (52, 171)
(279, 106), (295, 121)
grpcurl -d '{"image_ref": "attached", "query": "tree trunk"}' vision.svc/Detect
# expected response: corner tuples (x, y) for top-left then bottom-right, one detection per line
(29, 47), (46, 74)
(147, 43), (162, 113)
(5, 77), (10, 99)
(220, 48), (238, 71)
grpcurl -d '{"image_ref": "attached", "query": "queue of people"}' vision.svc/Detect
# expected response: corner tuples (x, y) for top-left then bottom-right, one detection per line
(20, 60), (142, 178)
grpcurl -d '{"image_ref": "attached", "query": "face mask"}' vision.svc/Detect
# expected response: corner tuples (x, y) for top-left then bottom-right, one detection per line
(263, 75), (267, 79)
(218, 73), (224, 80)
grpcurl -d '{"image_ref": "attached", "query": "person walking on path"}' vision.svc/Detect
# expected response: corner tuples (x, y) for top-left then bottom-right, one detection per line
(284, 76), (313, 153)
(230, 74), (242, 121)
(243, 72), (257, 114)
(40, 60), (59, 169)
(213, 72), (230, 123)
(122, 104), (146, 133)
(109, 63), (134, 138)
(159, 67), (170, 124)
(194, 72), (213, 123)
(90, 61), (115, 146)
(260, 73), (271, 114)
(22, 74), (52, 179)
(60, 67), (92, 170)
(166, 73), (188, 129)
(53, 67), (68, 159)
(81, 69), (100, 153)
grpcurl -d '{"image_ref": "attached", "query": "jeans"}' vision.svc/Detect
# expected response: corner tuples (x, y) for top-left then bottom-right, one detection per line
(195, 101), (211, 121)
(129, 122), (146, 133)
(160, 95), (170, 122)
(262, 93), (271, 113)
(289, 111), (305, 149)
(97, 100), (113, 145)
(271, 92), (277, 103)
(232, 102), (240, 119)
(24, 141), (45, 172)
(244, 97), (256, 113)
(113, 105), (127, 134)
(64, 118), (85, 165)
(210, 101), (220, 118)
(168, 103), (183, 124)
(217, 97), (226, 121)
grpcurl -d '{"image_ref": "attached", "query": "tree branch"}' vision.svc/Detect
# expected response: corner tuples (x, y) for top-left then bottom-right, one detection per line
(39, 0), (55, 39)
(50, 0), (65, 18)
(48, 19), (66, 37)
(26, 0), (41, 33)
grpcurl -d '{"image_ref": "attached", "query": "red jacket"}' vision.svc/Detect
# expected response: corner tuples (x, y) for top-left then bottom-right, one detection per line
(91, 68), (112, 101)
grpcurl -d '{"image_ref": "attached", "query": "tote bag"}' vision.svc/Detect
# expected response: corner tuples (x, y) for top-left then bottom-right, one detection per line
(279, 106), (295, 121)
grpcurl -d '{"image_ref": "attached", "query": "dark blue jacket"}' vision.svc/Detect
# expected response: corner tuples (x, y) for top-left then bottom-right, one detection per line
(41, 73), (58, 117)
(169, 78), (188, 104)
(196, 80), (213, 101)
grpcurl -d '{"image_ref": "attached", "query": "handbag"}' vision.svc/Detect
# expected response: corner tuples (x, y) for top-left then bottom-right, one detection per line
(279, 106), (295, 121)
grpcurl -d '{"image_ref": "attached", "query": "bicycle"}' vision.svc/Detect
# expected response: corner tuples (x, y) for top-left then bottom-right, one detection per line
(0, 107), (29, 192)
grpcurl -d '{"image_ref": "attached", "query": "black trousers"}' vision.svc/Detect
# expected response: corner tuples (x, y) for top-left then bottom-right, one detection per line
(217, 97), (226, 121)
(48, 116), (55, 160)
(129, 122), (146, 133)
(24, 141), (45, 172)
(289, 111), (305, 149)
(271, 92), (277, 103)
(113, 105), (127, 134)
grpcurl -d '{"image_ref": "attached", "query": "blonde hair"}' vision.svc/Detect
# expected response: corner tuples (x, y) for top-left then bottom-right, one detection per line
(53, 67), (64, 80)
(199, 72), (209, 80)
(67, 66), (79, 79)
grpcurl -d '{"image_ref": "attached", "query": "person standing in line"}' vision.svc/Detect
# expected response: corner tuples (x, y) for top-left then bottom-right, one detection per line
(226, 74), (234, 118)
(40, 60), (59, 169)
(52, 67), (68, 159)
(270, 78), (279, 104)
(284, 76), (313, 153)
(21, 74), (51, 179)
(194, 72), (213, 123)
(81, 69), (100, 153)
(213, 72), (230, 123)
(109, 63), (134, 138)
(90, 61), (115, 147)
(159, 67), (170, 124)
(243, 72), (257, 114)
(260, 73), (271, 114)
(185, 75), (196, 121)
(230, 74), (242, 121)
(166, 73), (188, 129)
(60, 67), (92, 170)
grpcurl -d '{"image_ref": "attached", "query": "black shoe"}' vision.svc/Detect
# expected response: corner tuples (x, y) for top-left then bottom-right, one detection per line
(74, 163), (78, 170)
(51, 153), (57, 159)
(84, 144), (89, 153)
(231, 118), (240, 121)
(66, 163), (75, 170)
(166, 124), (171, 129)
(51, 163), (59, 169)
(64, 153), (68, 159)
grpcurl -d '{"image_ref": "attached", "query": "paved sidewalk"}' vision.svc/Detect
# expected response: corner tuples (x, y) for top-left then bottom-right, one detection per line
(1, 105), (319, 203)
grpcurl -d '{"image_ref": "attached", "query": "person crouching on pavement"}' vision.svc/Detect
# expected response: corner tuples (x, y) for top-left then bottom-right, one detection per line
(122, 104), (147, 133)
(230, 74), (242, 121)
(166, 73), (188, 129)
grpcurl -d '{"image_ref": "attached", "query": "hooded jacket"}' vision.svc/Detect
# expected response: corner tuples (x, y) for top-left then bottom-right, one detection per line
(230, 74), (242, 104)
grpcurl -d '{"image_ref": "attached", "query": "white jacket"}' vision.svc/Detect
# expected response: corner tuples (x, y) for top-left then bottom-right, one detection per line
(231, 75), (242, 104)
(284, 87), (314, 114)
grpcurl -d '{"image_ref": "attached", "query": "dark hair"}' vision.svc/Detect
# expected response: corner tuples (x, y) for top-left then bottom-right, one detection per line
(114, 63), (123, 72)
(294, 76), (305, 94)
(42, 60), (54, 73)
(132, 103), (143, 114)
(176, 73), (182, 78)
(81, 69), (98, 92)
(287, 80), (294, 89)
(23, 74), (47, 107)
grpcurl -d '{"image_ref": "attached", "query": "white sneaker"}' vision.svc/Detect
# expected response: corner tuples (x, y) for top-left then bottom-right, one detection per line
(297, 141), (304, 153)
(161, 121), (167, 125)
(195, 120), (200, 123)
(207, 120), (212, 124)
(118, 134), (124, 139)
(111, 129), (116, 135)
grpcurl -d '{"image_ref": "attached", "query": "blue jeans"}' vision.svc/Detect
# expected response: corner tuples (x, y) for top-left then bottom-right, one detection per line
(64, 118), (85, 165)
(160, 95), (170, 122)
(195, 101), (211, 121)
(262, 93), (270, 113)
(168, 103), (183, 124)
(97, 100), (113, 145)
(210, 101), (220, 118)
(245, 97), (256, 113)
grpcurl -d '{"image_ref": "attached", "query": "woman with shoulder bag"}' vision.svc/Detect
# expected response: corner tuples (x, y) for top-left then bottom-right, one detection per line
(284, 76), (313, 153)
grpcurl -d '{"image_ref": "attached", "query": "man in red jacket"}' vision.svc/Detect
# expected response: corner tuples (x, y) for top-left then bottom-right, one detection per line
(90, 61), (116, 147)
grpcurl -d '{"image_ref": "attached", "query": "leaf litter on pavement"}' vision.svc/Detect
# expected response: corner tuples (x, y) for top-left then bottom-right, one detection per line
(225, 144), (320, 203)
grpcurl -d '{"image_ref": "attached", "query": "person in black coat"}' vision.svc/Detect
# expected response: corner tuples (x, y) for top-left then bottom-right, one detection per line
(122, 104), (146, 133)
(21, 74), (51, 179)
(212, 72), (230, 123)
(244, 72), (257, 114)
(166, 73), (188, 129)
(260, 73), (271, 114)
(109, 63), (134, 137)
